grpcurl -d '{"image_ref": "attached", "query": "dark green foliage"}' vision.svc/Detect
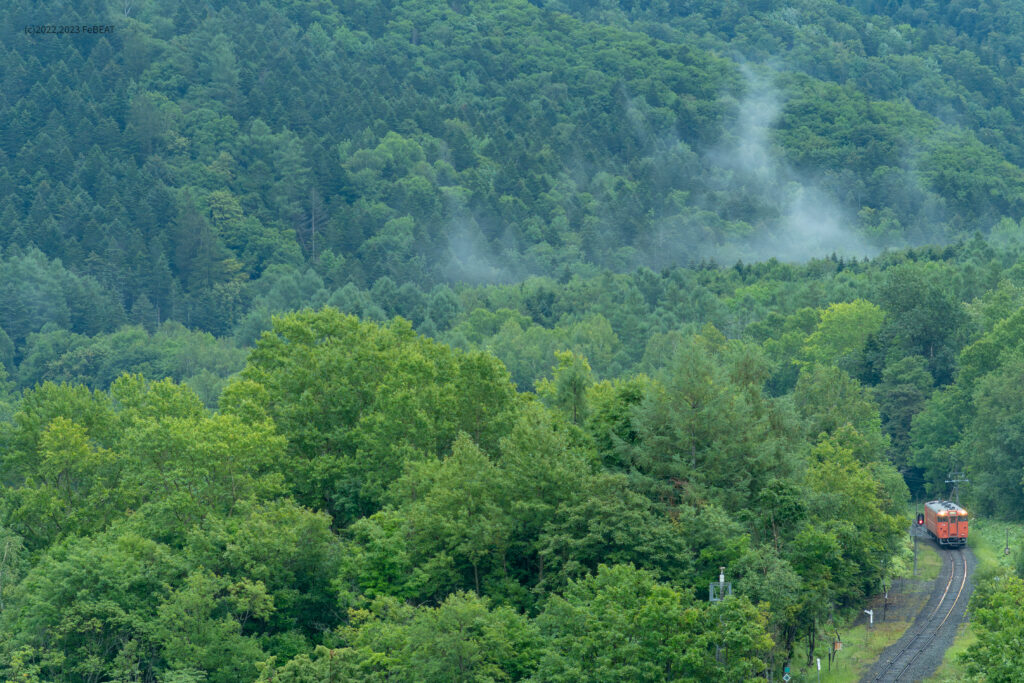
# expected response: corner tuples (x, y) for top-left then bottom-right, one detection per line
(536, 474), (694, 592)
(961, 352), (1024, 517)
(628, 329), (800, 512)
(0, 249), (124, 347)
(877, 263), (969, 383)
(874, 355), (933, 470)
(3, 0), (1024, 339)
(16, 322), (245, 401)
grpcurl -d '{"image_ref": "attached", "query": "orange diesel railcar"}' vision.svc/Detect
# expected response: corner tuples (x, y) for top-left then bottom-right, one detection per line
(924, 500), (968, 547)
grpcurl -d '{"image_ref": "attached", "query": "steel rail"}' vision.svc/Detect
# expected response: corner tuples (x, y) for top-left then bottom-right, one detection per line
(890, 549), (968, 681)
(869, 548), (967, 682)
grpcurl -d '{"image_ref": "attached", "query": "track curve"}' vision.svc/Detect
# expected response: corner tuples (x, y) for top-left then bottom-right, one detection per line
(861, 546), (973, 682)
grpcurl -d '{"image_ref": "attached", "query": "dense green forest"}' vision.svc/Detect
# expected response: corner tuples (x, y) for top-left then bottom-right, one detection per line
(5, 0), (1024, 337)
(5, 0), (1024, 679)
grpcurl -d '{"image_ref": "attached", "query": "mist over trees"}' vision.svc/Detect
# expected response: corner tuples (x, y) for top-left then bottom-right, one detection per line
(3, 0), (1024, 340)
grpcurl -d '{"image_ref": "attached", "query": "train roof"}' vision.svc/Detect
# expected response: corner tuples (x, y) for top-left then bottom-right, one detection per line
(925, 500), (967, 514)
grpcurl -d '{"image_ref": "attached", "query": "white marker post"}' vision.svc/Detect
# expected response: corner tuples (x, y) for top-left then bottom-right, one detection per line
(817, 657), (821, 683)
(864, 609), (873, 628)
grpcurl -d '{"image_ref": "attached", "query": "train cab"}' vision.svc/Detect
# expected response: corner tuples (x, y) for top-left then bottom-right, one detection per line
(923, 500), (968, 547)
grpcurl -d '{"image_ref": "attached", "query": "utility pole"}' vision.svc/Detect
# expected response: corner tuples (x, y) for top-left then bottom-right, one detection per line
(945, 473), (969, 504)
(912, 502), (925, 576)
(913, 530), (918, 575)
(882, 581), (888, 622)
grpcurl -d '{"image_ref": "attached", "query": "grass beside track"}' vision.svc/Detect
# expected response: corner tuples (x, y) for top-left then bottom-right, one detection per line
(788, 527), (943, 682)
(804, 619), (916, 683)
(926, 517), (1024, 681)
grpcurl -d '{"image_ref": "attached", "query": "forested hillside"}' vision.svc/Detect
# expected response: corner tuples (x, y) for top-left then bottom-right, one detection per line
(5, 0), (1024, 680)
(4, 0), (1024, 345)
(0, 309), (911, 681)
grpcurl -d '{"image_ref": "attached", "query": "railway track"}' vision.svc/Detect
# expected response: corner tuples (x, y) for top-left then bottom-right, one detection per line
(867, 548), (969, 682)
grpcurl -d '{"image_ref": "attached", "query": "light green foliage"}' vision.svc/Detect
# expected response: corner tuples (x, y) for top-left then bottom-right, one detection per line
(358, 592), (539, 682)
(336, 508), (425, 609)
(0, 376), (334, 682)
(5, 382), (118, 459)
(16, 322), (246, 399)
(958, 303), (1024, 389)
(464, 311), (622, 392)
(261, 592), (541, 682)
(793, 364), (889, 460)
(0, 299), (925, 681)
(535, 564), (771, 682)
(584, 374), (649, 471)
(152, 569), (271, 683)
(801, 433), (906, 608)
(225, 308), (517, 524)
(183, 500), (341, 641)
(0, 529), (188, 682)
(964, 280), (1024, 337)
(2, 417), (122, 549)
(733, 547), (803, 654)
(400, 435), (513, 596)
(2, 374), (289, 552)
(2, 383), (120, 548)
(536, 350), (594, 425)
(0, 526), (26, 612)
(338, 411), (593, 608)
(478, 316), (568, 391)
(799, 299), (885, 374)
(336, 442), (510, 606)
(110, 373), (207, 422)
(116, 376), (288, 537)
(960, 571), (1024, 681)
(745, 307), (821, 394)
(909, 384), (970, 496)
(497, 417), (593, 603)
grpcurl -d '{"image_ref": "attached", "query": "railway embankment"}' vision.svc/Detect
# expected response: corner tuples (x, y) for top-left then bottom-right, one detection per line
(860, 546), (975, 682)
(928, 517), (1024, 680)
(789, 527), (943, 681)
